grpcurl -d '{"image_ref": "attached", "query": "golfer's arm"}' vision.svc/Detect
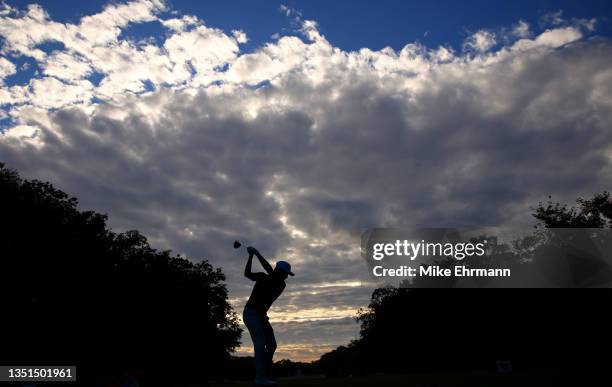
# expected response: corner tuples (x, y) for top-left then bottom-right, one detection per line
(244, 253), (255, 279)
(254, 251), (274, 275)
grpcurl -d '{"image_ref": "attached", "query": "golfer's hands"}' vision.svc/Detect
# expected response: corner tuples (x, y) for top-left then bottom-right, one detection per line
(247, 246), (257, 255)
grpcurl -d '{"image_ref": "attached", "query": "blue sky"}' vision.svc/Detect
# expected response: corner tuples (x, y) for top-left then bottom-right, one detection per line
(3, 0), (609, 91)
(8, 0), (612, 53)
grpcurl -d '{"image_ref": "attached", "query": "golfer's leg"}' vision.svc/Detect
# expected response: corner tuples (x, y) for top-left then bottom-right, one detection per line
(243, 308), (268, 380)
(263, 317), (277, 377)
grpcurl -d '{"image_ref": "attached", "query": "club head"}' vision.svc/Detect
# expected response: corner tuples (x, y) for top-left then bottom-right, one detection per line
(233, 240), (242, 249)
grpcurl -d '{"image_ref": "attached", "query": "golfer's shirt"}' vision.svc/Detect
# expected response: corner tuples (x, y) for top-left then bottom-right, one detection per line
(245, 273), (286, 314)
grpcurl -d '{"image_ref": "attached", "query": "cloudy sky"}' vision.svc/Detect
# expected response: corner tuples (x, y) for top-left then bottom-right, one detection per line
(1, 0), (612, 361)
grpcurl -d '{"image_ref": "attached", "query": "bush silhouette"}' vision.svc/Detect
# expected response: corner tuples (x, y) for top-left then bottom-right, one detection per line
(317, 192), (612, 377)
(0, 163), (241, 383)
(533, 192), (612, 228)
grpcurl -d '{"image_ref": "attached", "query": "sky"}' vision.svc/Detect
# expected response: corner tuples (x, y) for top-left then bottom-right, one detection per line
(1, 0), (612, 361)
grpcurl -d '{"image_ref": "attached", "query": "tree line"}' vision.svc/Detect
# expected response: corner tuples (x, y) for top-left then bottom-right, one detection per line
(0, 163), (241, 385)
(317, 191), (612, 377)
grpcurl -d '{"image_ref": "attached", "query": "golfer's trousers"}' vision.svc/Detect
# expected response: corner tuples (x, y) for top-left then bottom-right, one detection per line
(243, 306), (277, 379)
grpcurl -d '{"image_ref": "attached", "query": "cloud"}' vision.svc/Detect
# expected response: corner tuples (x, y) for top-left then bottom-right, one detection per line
(41, 51), (93, 80)
(0, 55), (16, 83)
(279, 4), (292, 17)
(512, 20), (531, 38)
(232, 29), (249, 44)
(541, 10), (565, 27)
(77, 0), (165, 45)
(463, 30), (497, 53)
(533, 26), (583, 48)
(160, 14), (198, 32)
(1, 1), (611, 361)
(0, 0), (165, 60)
(300, 20), (324, 42)
(539, 9), (597, 33)
(279, 4), (302, 19)
(0, 0), (247, 107)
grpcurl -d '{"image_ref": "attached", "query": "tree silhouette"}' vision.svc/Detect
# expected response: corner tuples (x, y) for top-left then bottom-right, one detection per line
(0, 163), (241, 384)
(317, 191), (612, 377)
(533, 191), (612, 228)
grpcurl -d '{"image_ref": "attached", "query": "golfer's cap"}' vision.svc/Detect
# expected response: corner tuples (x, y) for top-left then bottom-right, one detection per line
(276, 261), (294, 276)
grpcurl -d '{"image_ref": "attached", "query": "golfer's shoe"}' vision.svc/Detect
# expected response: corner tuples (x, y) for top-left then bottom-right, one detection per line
(255, 378), (277, 385)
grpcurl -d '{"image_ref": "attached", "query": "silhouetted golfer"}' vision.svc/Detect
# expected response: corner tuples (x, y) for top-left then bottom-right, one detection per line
(243, 246), (294, 385)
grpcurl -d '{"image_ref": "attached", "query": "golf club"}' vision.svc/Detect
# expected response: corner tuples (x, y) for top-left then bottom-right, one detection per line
(233, 240), (253, 254)
(233, 240), (244, 251)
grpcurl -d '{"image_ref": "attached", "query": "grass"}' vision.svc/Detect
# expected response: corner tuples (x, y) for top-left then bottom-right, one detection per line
(210, 370), (563, 387)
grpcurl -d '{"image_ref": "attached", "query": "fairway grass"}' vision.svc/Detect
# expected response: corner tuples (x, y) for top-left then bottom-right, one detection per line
(210, 370), (562, 387)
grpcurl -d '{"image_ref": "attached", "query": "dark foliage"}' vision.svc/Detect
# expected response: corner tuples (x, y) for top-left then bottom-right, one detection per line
(317, 192), (612, 377)
(0, 163), (241, 384)
(533, 192), (612, 228)
(272, 358), (319, 378)
(223, 357), (318, 381)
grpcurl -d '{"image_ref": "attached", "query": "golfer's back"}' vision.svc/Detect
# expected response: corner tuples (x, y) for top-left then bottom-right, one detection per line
(245, 273), (286, 314)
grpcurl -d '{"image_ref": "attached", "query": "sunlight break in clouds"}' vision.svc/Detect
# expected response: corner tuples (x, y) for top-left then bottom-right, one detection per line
(1, 1), (612, 361)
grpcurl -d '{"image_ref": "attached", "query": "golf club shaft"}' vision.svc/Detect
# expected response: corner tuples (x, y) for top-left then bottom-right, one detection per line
(234, 240), (251, 254)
